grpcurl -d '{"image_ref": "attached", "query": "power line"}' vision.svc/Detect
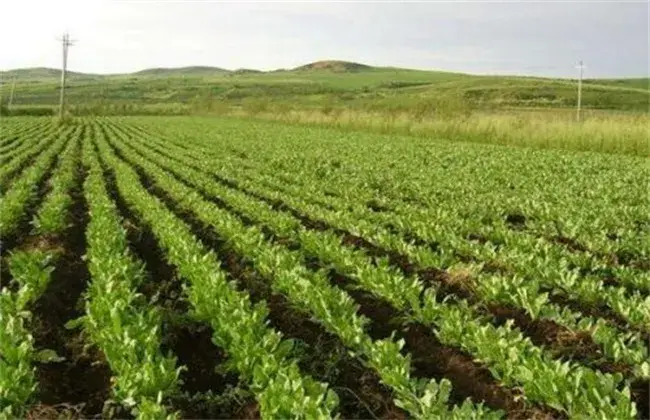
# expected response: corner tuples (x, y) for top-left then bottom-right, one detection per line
(58, 32), (75, 118)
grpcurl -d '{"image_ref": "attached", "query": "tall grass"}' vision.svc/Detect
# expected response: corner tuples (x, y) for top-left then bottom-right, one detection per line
(230, 107), (649, 156)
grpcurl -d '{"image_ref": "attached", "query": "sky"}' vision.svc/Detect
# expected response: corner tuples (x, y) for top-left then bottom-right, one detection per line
(1, 0), (648, 78)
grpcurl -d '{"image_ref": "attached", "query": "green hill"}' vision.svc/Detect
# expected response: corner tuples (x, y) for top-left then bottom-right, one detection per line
(1, 67), (99, 82)
(1, 65), (231, 82)
(1, 61), (648, 114)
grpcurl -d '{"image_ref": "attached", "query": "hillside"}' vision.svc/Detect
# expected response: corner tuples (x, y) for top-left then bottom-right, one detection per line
(1, 61), (648, 114)
(583, 78), (649, 92)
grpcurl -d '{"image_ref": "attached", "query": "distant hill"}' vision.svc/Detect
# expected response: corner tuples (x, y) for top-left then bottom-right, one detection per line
(293, 60), (374, 72)
(1, 66), (231, 82)
(132, 66), (230, 77)
(5, 63), (647, 89)
(1, 67), (97, 82)
(231, 68), (263, 75)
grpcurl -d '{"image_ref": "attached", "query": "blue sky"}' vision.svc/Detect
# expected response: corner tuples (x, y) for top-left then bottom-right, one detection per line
(1, 0), (648, 77)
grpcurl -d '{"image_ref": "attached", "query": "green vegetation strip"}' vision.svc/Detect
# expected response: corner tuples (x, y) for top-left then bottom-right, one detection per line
(0, 251), (55, 417)
(78, 135), (180, 418)
(0, 130), (81, 416)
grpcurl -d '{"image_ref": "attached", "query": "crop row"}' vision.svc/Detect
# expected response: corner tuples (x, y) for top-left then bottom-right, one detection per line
(116, 120), (649, 378)
(96, 120), (503, 418)
(0, 118), (51, 153)
(2, 117), (646, 418)
(134, 119), (649, 298)
(0, 124), (65, 193)
(101, 119), (640, 418)
(0, 250), (55, 417)
(124, 116), (648, 259)
(92, 122), (341, 419)
(0, 126), (76, 241)
(0, 127), (81, 416)
(78, 132), (179, 418)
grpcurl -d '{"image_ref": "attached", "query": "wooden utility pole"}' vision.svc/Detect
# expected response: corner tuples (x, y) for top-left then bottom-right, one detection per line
(576, 59), (585, 122)
(58, 33), (75, 118)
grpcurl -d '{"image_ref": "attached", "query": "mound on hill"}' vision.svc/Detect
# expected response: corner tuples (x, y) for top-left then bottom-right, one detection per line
(231, 68), (263, 74)
(132, 66), (230, 76)
(293, 60), (374, 72)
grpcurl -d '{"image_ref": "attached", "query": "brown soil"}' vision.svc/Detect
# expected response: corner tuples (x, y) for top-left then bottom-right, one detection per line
(504, 212), (527, 229)
(0, 255), (14, 290)
(29, 165), (113, 418)
(366, 199), (391, 213)
(551, 235), (588, 253)
(631, 379), (649, 420)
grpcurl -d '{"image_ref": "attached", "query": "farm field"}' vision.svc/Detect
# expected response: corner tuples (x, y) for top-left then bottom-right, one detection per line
(0, 116), (649, 419)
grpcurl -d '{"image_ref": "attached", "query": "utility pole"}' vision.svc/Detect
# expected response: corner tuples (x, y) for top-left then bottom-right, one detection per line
(58, 32), (75, 118)
(576, 59), (585, 122)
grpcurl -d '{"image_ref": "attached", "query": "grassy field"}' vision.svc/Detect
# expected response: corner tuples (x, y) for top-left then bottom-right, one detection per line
(1, 116), (648, 419)
(227, 108), (649, 156)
